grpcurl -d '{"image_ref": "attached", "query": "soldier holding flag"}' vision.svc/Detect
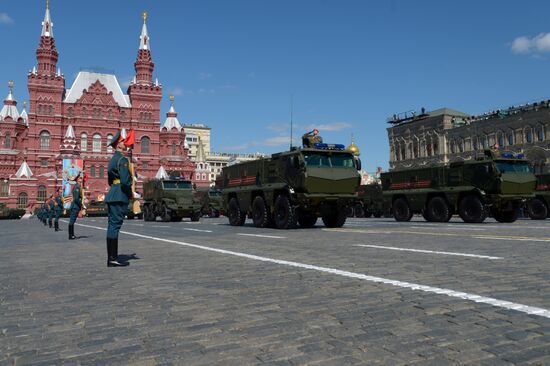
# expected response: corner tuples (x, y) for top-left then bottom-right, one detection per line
(104, 129), (135, 267)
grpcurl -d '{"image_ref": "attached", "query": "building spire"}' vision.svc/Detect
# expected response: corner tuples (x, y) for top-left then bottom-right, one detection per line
(139, 11), (150, 50)
(41, 0), (54, 37)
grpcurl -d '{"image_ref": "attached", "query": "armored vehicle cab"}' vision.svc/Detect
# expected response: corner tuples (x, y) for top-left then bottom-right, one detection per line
(381, 150), (536, 223)
(196, 188), (223, 217)
(527, 173), (550, 219)
(221, 143), (361, 229)
(0, 203), (25, 219)
(142, 179), (202, 222)
(354, 183), (387, 218)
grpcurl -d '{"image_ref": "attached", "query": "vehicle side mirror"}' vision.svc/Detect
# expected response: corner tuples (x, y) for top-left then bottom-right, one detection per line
(355, 158), (362, 171)
(291, 156), (300, 169)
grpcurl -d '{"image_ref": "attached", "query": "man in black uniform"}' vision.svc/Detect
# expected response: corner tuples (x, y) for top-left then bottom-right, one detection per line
(54, 188), (63, 231)
(68, 175), (83, 240)
(47, 195), (54, 228)
(105, 130), (132, 267)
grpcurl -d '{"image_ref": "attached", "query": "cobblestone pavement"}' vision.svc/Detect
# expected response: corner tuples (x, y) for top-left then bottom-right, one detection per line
(1, 215), (549, 365)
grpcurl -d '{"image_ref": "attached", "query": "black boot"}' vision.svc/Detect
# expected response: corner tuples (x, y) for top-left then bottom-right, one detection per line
(49, 220), (52, 228)
(68, 224), (76, 240)
(55, 222), (62, 231)
(107, 238), (128, 267)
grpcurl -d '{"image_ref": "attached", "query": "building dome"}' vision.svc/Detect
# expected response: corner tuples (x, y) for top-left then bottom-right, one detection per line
(347, 134), (360, 156)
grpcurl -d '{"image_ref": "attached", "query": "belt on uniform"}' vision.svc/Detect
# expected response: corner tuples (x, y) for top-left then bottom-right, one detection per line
(113, 179), (121, 184)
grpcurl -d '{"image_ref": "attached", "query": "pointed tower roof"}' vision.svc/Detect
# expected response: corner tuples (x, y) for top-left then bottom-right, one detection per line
(0, 81), (20, 122)
(19, 101), (28, 126)
(15, 161), (33, 179)
(65, 124), (75, 138)
(59, 124), (79, 155)
(162, 95), (182, 131)
(139, 11), (150, 50)
(41, 0), (54, 37)
(155, 165), (168, 179)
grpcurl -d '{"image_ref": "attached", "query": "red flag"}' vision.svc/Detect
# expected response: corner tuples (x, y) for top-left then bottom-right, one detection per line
(124, 128), (135, 148)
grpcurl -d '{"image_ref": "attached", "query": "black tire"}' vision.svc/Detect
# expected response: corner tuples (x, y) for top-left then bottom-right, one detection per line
(426, 196), (451, 222)
(373, 211), (382, 218)
(364, 211), (373, 218)
(458, 195), (486, 223)
(322, 208), (347, 228)
(298, 213), (317, 228)
(346, 206), (354, 218)
(354, 203), (365, 218)
(252, 196), (272, 228)
(211, 208), (220, 218)
(492, 209), (518, 223)
(528, 198), (548, 220)
(393, 198), (412, 222)
(161, 204), (171, 222)
(273, 195), (297, 229)
(137, 213), (143, 220)
(191, 211), (201, 222)
(127, 213), (135, 220)
(143, 205), (156, 221)
(228, 197), (246, 226)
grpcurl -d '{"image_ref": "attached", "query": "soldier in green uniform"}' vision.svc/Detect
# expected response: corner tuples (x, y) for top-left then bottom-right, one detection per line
(302, 128), (323, 148)
(68, 175), (83, 240)
(54, 188), (63, 231)
(105, 130), (131, 267)
(47, 195), (54, 228)
(41, 202), (47, 225)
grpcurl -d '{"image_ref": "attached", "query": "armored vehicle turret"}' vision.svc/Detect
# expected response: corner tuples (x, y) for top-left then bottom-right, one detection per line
(221, 142), (361, 229)
(142, 179), (202, 222)
(381, 150), (536, 223)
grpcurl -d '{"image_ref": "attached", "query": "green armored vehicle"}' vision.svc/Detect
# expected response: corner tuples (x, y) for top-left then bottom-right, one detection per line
(0, 203), (25, 219)
(381, 150), (536, 223)
(527, 173), (550, 220)
(221, 142), (361, 229)
(142, 179), (202, 222)
(353, 183), (386, 218)
(195, 188), (223, 217)
(86, 199), (143, 219)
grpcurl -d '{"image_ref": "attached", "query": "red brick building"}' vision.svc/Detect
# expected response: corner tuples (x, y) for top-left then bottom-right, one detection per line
(0, 4), (196, 211)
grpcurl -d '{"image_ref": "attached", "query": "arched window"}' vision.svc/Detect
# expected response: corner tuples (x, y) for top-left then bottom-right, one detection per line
(90, 165), (96, 177)
(93, 134), (101, 152)
(526, 128), (533, 143)
(141, 136), (150, 154)
(81, 133), (88, 151)
(48, 105), (53, 115)
(107, 134), (113, 153)
(498, 133), (505, 147)
(472, 137), (478, 150)
(17, 192), (28, 209)
(450, 140), (456, 154)
(172, 142), (177, 156)
(508, 133), (514, 146)
(0, 181), (8, 197)
(37, 185), (47, 202)
(107, 109), (113, 119)
(40, 131), (50, 149)
(202, 173), (207, 180)
(67, 107), (74, 117)
(5, 133), (10, 149)
(81, 107), (87, 117)
(537, 126), (545, 142)
(99, 166), (105, 178)
(120, 111), (126, 121)
(483, 136), (489, 149)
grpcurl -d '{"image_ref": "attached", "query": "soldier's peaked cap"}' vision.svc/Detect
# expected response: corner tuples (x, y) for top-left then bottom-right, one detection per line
(108, 130), (125, 147)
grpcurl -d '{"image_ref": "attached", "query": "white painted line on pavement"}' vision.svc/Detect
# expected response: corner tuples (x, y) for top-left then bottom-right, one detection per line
(475, 236), (550, 243)
(71, 221), (550, 320)
(353, 244), (502, 260)
(181, 227), (213, 233)
(409, 226), (486, 231)
(152, 225), (171, 228)
(237, 233), (286, 239)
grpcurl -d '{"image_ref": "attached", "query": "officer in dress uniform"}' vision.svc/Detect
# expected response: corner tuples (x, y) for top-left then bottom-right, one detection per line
(68, 175), (83, 240)
(54, 188), (63, 231)
(41, 202), (47, 225)
(47, 195), (54, 228)
(105, 130), (131, 267)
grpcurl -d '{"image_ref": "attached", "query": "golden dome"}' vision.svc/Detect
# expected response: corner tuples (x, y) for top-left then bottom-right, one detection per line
(347, 134), (360, 156)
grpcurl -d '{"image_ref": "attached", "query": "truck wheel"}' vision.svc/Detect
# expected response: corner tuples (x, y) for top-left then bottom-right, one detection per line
(273, 195), (297, 229)
(191, 211), (201, 222)
(298, 213), (317, 228)
(322, 208), (347, 228)
(228, 197), (246, 226)
(354, 203), (365, 218)
(364, 211), (373, 218)
(252, 196), (272, 228)
(211, 208), (220, 218)
(492, 209), (518, 223)
(143, 205), (155, 221)
(458, 195), (486, 223)
(161, 204), (171, 222)
(373, 211), (382, 218)
(393, 198), (412, 222)
(426, 197), (451, 222)
(528, 198), (548, 220)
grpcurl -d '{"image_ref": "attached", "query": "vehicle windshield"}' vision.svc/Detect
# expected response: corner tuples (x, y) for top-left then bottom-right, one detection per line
(163, 181), (192, 189)
(209, 191), (222, 197)
(495, 161), (532, 173)
(302, 152), (355, 168)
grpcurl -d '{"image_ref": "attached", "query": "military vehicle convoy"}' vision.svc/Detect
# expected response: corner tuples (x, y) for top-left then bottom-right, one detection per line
(221, 143), (361, 229)
(352, 183), (386, 218)
(380, 150), (537, 223)
(0, 203), (25, 219)
(142, 179), (202, 222)
(86, 199), (143, 219)
(195, 188), (223, 217)
(527, 173), (550, 220)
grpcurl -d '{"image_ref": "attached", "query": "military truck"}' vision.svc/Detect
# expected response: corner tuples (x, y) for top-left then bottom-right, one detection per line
(142, 179), (202, 222)
(380, 150), (537, 223)
(352, 183), (386, 218)
(527, 173), (550, 220)
(221, 143), (361, 229)
(86, 199), (143, 219)
(0, 203), (25, 219)
(195, 188), (223, 217)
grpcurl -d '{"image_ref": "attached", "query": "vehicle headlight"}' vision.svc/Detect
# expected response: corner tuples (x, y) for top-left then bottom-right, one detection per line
(289, 187), (295, 194)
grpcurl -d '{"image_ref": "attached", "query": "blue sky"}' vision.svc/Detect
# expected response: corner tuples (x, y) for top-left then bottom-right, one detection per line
(1, 0), (550, 171)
